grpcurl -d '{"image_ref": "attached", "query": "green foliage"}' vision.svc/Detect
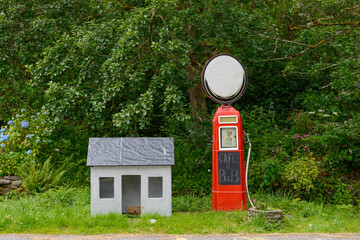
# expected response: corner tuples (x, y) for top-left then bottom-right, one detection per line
(172, 124), (212, 196)
(29, 0), (192, 137)
(309, 176), (357, 205)
(241, 106), (291, 192)
(17, 157), (65, 193)
(288, 110), (359, 204)
(0, 110), (50, 177)
(0, 0), (103, 120)
(259, 157), (283, 190)
(243, 106), (359, 205)
(172, 194), (211, 212)
(283, 152), (319, 192)
(0, 0), (359, 204)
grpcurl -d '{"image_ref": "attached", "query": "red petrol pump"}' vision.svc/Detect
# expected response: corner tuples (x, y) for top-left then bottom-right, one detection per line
(201, 54), (249, 211)
(212, 105), (247, 210)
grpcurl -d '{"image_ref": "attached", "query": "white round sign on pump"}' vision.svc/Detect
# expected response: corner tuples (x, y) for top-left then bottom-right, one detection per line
(201, 54), (248, 105)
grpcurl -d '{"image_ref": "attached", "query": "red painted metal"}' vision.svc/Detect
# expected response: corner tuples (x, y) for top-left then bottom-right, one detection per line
(212, 105), (247, 211)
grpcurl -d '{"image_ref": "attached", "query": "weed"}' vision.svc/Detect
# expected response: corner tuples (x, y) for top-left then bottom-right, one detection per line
(172, 194), (211, 212)
(0, 188), (359, 234)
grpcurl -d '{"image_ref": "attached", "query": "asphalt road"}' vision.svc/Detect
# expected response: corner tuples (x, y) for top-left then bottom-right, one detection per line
(0, 234), (359, 240)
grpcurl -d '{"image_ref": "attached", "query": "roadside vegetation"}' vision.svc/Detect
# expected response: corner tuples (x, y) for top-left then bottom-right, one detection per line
(0, 0), (359, 234)
(0, 188), (359, 234)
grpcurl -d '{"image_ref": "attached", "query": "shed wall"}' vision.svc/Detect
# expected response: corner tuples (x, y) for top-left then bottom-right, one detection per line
(90, 166), (171, 216)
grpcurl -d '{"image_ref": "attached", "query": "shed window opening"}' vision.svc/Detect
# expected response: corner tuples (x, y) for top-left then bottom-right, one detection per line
(148, 177), (163, 198)
(99, 177), (114, 199)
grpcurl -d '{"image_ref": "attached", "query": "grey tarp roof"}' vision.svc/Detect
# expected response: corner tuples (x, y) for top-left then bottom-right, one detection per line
(86, 137), (174, 166)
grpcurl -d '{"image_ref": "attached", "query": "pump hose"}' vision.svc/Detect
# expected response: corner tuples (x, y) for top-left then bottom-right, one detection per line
(244, 131), (255, 209)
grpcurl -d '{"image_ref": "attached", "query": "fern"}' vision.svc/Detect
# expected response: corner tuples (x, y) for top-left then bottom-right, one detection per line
(17, 157), (65, 193)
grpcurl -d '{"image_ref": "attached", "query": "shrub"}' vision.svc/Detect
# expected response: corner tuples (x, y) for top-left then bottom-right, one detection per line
(172, 125), (212, 196)
(283, 152), (319, 192)
(289, 110), (359, 204)
(309, 176), (357, 205)
(0, 110), (50, 177)
(241, 106), (291, 192)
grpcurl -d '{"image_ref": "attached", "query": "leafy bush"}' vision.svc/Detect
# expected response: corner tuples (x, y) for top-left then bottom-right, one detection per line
(241, 106), (291, 192)
(172, 120), (212, 196)
(283, 152), (319, 192)
(244, 107), (359, 205)
(0, 110), (50, 177)
(290, 110), (359, 204)
(310, 176), (357, 205)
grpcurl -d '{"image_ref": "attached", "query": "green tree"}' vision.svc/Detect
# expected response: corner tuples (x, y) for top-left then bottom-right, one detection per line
(1, 0), (358, 201)
(0, 0), (105, 122)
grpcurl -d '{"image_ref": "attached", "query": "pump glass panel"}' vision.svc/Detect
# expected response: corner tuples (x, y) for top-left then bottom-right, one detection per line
(219, 116), (237, 124)
(220, 127), (237, 150)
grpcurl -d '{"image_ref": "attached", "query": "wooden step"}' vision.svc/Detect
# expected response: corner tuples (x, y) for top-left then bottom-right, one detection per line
(127, 206), (141, 215)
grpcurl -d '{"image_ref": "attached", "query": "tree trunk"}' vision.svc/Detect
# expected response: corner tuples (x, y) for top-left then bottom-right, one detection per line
(187, 62), (208, 124)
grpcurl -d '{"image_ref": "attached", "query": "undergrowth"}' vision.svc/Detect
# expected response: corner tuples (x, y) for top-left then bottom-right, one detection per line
(0, 188), (359, 234)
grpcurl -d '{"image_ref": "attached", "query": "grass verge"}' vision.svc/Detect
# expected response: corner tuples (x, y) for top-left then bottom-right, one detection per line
(0, 188), (359, 234)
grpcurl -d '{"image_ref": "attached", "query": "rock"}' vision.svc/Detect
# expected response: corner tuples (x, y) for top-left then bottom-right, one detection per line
(3, 188), (11, 194)
(0, 180), (11, 185)
(0, 177), (23, 195)
(285, 214), (293, 219)
(248, 207), (283, 222)
(4, 176), (21, 181)
(11, 180), (22, 188)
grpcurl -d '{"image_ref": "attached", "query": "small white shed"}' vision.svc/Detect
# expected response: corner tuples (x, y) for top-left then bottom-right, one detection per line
(87, 137), (174, 216)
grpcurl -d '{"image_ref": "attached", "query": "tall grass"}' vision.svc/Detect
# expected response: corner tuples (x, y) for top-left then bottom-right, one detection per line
(0, 188), (359, 234)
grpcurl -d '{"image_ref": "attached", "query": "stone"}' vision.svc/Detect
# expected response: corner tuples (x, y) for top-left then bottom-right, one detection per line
(3, 188), (11, 194)
(0, 179), (11, 185)
(248, 207), (283, 222)
(3, 176), (21, 181)
(11, 180), (22, 188)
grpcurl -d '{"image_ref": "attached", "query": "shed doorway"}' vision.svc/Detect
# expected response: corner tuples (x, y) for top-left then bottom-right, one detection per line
(122, 175), (141, 214)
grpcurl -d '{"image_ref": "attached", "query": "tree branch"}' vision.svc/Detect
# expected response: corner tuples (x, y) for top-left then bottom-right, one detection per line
(342, 84), (360, 97)
(308, 21), (360, 49)
(290, 21), (359, 31)
(148, 8), (156, 45)
(250, 22), (360, 62)
(253, 32), (309, 47)
(289, 4), (360, 31)
(319, 82), (333, 89)
(250, 48), (308, 62)
(318, 4), (360, 22)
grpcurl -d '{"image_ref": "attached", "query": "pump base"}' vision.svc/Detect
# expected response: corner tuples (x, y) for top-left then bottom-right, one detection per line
(212, 191), (247, 211)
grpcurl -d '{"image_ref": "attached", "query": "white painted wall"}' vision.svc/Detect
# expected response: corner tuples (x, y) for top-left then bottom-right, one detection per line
(90, 166), (172, 216)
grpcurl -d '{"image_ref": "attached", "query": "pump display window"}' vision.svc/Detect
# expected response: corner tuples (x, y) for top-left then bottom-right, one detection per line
(220, 127), (238, 150)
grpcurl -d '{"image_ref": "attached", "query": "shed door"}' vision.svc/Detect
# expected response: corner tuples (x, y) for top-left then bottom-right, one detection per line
(122, 175), (141, 214)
